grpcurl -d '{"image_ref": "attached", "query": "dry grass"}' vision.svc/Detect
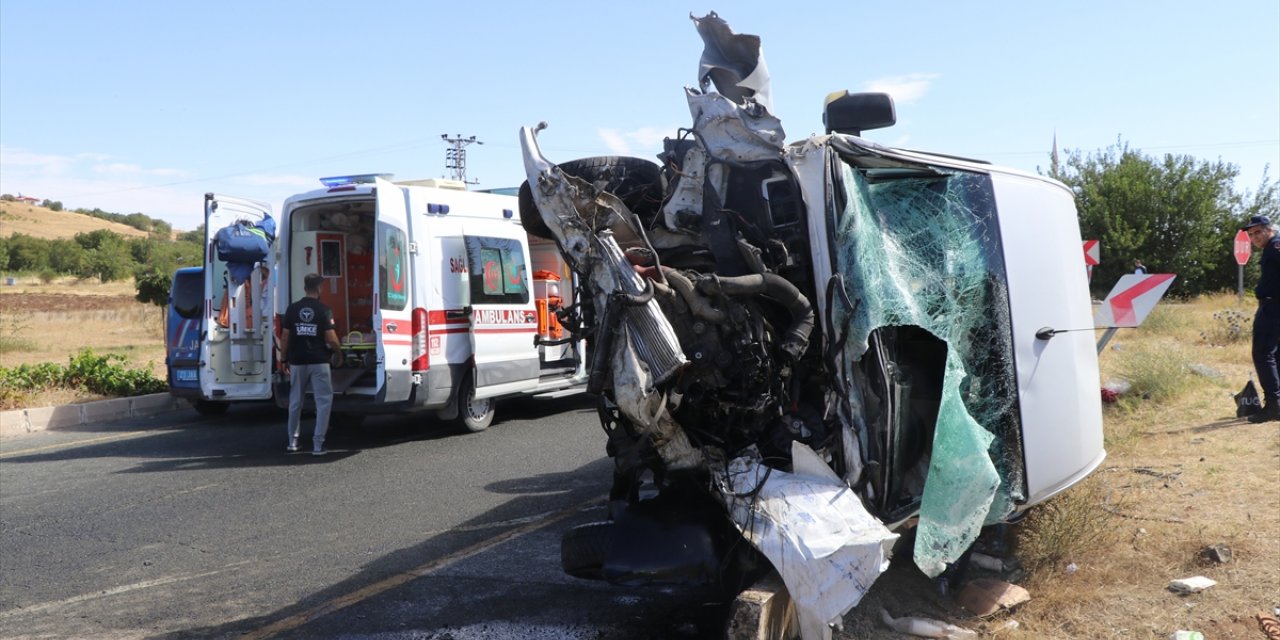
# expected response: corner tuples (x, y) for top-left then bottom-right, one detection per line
(0, 277), (166, 407)
(2, 282), (1278, 637)
(0, 200), (151, 240)
(1006, 293), (1280, 639)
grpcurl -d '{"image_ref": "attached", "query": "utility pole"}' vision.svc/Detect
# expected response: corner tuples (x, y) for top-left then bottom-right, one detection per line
(441, 134), (482, 184)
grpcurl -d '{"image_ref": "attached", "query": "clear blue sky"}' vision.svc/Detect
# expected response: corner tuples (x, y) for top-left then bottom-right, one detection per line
(2, 0), (1277, 232)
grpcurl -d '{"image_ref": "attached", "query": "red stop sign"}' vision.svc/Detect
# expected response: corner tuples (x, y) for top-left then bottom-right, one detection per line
(1234, 230), (1252, 266)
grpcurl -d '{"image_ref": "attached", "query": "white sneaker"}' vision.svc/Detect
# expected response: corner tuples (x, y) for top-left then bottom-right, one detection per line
(286, 444), (299, 453)
(312, 448), (329, 456)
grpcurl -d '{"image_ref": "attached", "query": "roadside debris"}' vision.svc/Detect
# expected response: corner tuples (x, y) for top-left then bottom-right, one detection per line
(1198, 543), (1232, 564)
(879, 609), (978, 639)
(1256, 610), (1280, 640)
(1168, 631), (1204, 640)
(1167, 576), (1217, 594)
(954, 578), (1030, 617)
(968, 552), (1005, 572)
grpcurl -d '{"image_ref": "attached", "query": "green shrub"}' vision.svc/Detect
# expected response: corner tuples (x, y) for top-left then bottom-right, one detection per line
(0, 348), (164, 409)
(63, 349), (166, 396)
(0, 361), (65, 390)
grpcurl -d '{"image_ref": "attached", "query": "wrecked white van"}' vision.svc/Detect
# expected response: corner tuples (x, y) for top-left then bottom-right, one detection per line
(518, 11), (1104, 637)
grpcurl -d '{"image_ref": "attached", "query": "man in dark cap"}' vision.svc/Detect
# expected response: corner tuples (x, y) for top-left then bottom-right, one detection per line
(1243, 215), (1280, 422)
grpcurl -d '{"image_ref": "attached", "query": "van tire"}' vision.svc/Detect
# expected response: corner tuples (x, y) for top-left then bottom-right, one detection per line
(192, 400), (230, 417)
(456, 373), (495, 432)
(561, 521), (613, 579)
(518, 156), (664, 239)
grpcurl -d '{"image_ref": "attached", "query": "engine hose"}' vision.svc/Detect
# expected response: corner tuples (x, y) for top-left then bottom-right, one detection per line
(660, 266), (727, 323)
(614, 274), (655, 306)
(703, 273), (815, 361)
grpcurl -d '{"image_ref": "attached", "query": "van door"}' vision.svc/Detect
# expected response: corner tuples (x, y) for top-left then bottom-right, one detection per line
(373, 178), (414, 402)
(166, 267), (204, 396)
(202, 193), (275, 401)
(464, 232), (540, 399)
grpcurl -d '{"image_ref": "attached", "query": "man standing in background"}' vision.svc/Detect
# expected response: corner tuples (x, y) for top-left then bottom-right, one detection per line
(280, 273), (345, 454)
(1243, 216), (1280, 423)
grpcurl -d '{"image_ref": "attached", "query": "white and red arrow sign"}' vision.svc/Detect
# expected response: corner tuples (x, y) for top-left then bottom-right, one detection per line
(1094, 273), (1177, 328)
(1082, 240), (1101, 266)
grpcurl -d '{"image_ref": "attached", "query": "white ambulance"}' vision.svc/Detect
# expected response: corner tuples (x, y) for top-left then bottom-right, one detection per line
(269, 175), (585, 431)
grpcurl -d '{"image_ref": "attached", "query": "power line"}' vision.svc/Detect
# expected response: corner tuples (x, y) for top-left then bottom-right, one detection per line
(441, 134), (482, 184)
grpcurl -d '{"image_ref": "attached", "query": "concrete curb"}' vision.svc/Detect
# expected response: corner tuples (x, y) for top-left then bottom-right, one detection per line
(0, 393), (189, 440)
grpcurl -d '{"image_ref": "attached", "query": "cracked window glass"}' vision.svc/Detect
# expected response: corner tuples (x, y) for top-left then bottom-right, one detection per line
(831, 157), (1023, 575)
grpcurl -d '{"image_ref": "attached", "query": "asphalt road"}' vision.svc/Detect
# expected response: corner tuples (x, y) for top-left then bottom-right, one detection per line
(0, 393), (731, 640)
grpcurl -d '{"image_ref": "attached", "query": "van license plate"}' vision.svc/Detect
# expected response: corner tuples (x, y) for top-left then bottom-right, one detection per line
(175, 369), (198, 382)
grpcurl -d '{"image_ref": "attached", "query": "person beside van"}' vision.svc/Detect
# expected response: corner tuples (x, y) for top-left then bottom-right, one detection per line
(1243, 216), (1280, 423)
(280, 273), (345, 454)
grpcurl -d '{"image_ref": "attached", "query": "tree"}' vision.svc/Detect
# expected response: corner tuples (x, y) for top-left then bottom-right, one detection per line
(134, 267), (170, 309)
(47, 239), (88, 275)
(1054, 140), (1273, 297)
(5, 234), (51, 272)
(73, 230), (131, 282)
(177, 225), (205, 244)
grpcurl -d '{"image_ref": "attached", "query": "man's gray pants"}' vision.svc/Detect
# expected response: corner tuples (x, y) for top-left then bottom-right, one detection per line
(287, 363), (334, 451)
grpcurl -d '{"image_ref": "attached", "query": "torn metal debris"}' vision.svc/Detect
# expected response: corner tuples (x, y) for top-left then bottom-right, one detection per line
(519, 10), (1104, 639)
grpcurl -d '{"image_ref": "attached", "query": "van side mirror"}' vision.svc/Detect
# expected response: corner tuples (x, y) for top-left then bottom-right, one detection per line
(823, 91), (896, 136)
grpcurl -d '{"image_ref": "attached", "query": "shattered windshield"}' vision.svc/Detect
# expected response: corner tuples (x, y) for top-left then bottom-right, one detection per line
(829, 153), (1025, 574)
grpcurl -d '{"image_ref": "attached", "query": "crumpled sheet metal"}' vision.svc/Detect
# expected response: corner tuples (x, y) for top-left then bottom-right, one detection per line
(519, 125), (699, 470)
(716, 444), (898, 640)
(691, 11), (775, 113)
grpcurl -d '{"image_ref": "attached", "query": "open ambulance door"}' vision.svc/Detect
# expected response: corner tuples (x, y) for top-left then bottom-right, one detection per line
(201, 193), (275, 402)
(463, 229), (541, 400)
(373, 178), (414, 403)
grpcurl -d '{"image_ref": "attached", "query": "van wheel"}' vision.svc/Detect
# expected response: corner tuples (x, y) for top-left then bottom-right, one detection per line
(192, 400), (230, 417)
(518, 156), (664, 239)
(561, 521), (613, 579)
(456, 373), (495, 432)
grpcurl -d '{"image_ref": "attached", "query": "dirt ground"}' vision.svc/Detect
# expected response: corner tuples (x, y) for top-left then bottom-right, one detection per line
(0, 285), (167, 405)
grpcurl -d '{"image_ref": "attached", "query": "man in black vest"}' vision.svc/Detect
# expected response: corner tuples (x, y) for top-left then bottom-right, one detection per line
(280, 273), (345, 453)
(1243, 216), (1280, 423)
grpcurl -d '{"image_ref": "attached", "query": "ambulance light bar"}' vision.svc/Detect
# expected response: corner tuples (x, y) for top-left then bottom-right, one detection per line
(319, 173), (394, 188)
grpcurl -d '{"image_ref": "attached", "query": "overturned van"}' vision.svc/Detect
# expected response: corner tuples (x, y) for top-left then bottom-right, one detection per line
(518, 12), (1103, 637)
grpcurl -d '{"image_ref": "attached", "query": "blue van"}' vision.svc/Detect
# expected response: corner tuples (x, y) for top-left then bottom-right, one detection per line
(166, 266), (228, 415)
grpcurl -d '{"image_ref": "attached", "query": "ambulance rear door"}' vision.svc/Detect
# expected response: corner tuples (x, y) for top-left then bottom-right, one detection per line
(464, 229), (540, 399)
(202, 193), (275, 401)
(373, 178), (414, 402)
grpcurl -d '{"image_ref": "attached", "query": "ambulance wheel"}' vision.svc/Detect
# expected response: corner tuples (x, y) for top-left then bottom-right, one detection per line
(517, 156), (664, 239)
(456, 374), (495, 432)
(192, 400), (230, 417)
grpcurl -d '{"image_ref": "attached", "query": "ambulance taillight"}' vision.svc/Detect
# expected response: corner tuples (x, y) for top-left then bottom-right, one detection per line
(411, 307), (430, 371)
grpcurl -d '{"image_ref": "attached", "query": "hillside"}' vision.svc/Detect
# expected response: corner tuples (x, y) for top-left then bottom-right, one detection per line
(0, 200), (151, 240)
